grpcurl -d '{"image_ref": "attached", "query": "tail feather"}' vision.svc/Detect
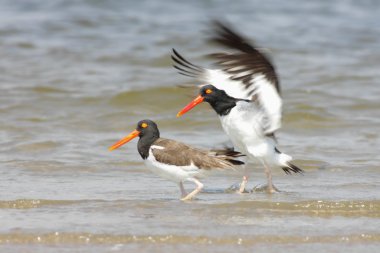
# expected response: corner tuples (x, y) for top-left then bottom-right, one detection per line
(209, 147), (245, 167)
(210, 147), (245, 158)
(282, 162), (304, 175)
(226, 159), (245, 166)
(276, 148), (303, 175)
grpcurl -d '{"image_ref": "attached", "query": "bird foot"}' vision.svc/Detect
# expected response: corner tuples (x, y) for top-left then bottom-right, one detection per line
(180, 189), (201, 201)
(225, 182), (250, 194)
(252, 184), (280, 194)
(180, 196), (193, 201)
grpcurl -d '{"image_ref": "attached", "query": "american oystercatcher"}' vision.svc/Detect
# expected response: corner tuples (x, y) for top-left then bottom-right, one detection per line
(174, 21), (303, 193)
(109, 119), (244, 200)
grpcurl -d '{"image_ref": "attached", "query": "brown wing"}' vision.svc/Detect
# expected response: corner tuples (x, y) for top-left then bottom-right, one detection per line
(151, 138), (242, 170)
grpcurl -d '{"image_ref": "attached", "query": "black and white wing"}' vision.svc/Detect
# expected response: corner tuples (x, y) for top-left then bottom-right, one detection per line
(172, 21), (282, 134)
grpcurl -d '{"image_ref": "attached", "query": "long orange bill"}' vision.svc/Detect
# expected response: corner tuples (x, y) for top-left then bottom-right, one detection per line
(109, 129), (140, 151)
(176, 95), (204, 117)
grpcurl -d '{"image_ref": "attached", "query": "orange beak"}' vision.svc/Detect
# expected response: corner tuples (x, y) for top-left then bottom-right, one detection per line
(176, 95), (204, 117)
(109, 129), (140, 151)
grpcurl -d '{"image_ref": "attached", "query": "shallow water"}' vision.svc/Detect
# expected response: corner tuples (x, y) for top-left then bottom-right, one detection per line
(1, 0), (380, 252)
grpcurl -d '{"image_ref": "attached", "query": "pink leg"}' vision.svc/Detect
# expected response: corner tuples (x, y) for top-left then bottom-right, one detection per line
(263, 161), (279, 193)
(238, 167), (249, 193)
(179, 182), (187, 198)
(181, 178), (204, 201)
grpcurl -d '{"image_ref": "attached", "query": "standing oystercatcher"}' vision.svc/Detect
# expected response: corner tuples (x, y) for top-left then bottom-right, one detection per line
(109, 119), (244, 200)
(174, 21), (303, 193)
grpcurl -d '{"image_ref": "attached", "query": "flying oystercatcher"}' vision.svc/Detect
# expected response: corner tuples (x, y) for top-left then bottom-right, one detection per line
(174, 21), (303, 193)
(109, 119), (244, 200)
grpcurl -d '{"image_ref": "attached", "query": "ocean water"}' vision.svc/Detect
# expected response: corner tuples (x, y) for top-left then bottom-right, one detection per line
(0, 0), (379, 252)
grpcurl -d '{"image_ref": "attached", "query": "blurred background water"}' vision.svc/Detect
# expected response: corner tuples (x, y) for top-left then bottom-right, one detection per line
(0, 0), (379, 252)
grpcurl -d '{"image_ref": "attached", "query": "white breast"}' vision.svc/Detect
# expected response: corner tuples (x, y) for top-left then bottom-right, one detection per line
(144, 147), (204, 183)
(219, 101), (273, 158)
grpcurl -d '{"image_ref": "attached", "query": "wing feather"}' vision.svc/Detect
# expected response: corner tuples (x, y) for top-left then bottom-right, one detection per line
(152, 139), (243, 170)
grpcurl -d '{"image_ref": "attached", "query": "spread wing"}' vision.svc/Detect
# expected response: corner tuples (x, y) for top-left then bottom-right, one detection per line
(172, 21), (282, 134)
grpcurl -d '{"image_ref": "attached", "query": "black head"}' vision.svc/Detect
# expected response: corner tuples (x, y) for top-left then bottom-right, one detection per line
(135, 119), (160, 159)
(199, 85), (237, 116)
(135, 119), (160, 139)
(199, 84), (229, 103)
(109, 119), (160, 155)
(177, 84), (237, 117)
